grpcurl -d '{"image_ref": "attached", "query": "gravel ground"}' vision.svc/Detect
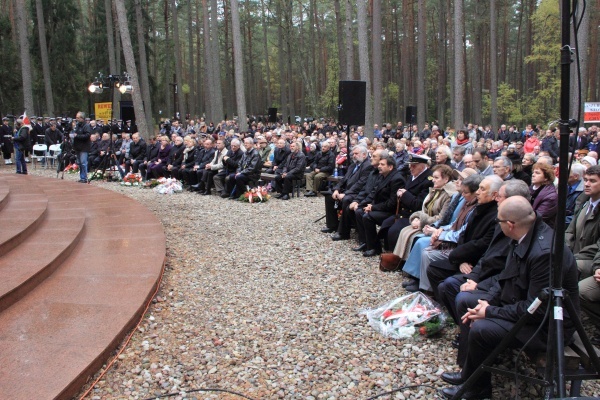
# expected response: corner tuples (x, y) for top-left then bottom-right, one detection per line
(3, 163), (600, 400)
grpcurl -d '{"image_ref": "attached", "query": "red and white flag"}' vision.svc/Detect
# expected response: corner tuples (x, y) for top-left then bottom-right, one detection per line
(21, 111), (31, 127)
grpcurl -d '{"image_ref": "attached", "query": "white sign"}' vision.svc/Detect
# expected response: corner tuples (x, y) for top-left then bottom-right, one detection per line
(584, 102), (600, 123)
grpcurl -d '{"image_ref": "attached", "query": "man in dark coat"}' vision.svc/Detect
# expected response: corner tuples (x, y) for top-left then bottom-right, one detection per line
(324, 145), (372, 236)
(275, 141), (306, 200)
(44, 122), (63, 147)
(1, 117), (14, 164)
(304, 141), (336, 196)
(541, 128), (559, 163)
(125, 133), (147, 174)
(266, 138), (290, 173)
(187, 138), (216, 190)
(379, 154), (434, 251)
(12, 118), (30, 174)
(214, 139), (243, 196)
(226, 137), (262, 199)
(164, 135), (185, 179)
(439, 197), (580, 399)
(139, 136), (160, 180)
(72, 112), (93, 183)
(354, 155), (404, 257)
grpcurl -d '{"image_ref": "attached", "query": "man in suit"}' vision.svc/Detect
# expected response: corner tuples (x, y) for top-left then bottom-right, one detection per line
(439, 197), (580, 399)
(214, 139), (243, 196)
(569, 127), (589, 152)
(125, 133), (147, 174)
(379, 154), (434, 251)
(323, 145), (372, 237)
(275, 141), (306, 200)
(354, 155), (404, 257)
(187, 138), (216, 190)
(226, 137), (262, 199)
(304, 141), (336, 196)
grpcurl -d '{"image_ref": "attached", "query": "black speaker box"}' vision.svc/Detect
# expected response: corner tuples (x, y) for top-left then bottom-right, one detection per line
(338, 81), (366, 126)
(268, 108), (277, 123)
(405, 106), (417, 125)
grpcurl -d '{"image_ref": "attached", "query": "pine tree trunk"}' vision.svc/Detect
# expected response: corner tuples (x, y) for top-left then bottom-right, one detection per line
(334, 0), (346, 83)
(344, 0), (354, 80)
(187, 0), (195, 118)
(472, 3), (483, 127)
(202, 0), (214, 122)
(230, 0), (247, 129)
(114, 0), (148, 138)
(571, 2), (590, 122)
(453, 0), (465, 130)
(135, 0), (153, 133)
(490, 0), (498, 133)
(437, 0), (447, 128)
(357, 0), (372, 137)
(276, 0), (287, 123)
(15, 0), (34, 114)
(210, 0), (224, 121)
(260, 0), (272, 107)
(417, 0), (426, 127)
(372, 0), (382, 130)
(34, 0), (54, 116)
(105, 0), (118, 116)
(164, 0), (172, 118)
(171, 0), (186, 121)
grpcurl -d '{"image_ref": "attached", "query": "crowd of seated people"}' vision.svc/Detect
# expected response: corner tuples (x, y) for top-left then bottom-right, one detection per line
(76, 116), (600, 398)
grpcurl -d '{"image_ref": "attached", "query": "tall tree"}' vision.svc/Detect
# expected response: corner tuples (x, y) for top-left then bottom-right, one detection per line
(571, 0), (590, 122)
(344, 0), (354, 80)
(202, 0), (214, 121)
(34, 0), (54, 116)
(259, 0), (271, 108)
(114, 0), (149, 138)
(15, 0), (33, 114)
(105, 0), (119, 115)
(490, 0), (498, 132)
(135, 0), (153, 130)
(417, 0), (426, 127)
(187, 0), (195, 117)
(333, 0), (346, 82)
(357, 0), (372, 136)
(372, 0), (382, 128)
(210, 0), (224, 121)
(453, 0), (465, 129)
(230, 0), (247, 128)
(164, 0), (172, 118)
(171, 0), (186, 121)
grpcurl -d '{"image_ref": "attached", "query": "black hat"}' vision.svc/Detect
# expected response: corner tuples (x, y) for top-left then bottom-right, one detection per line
(407, 154), (430, 164)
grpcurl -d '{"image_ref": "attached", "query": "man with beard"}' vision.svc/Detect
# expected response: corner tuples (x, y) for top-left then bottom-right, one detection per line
(321, 145), (372, 236)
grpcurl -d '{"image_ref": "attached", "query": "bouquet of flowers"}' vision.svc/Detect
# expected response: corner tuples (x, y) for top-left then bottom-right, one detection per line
(143, 179), (161, 188)
(64, 163), (79, 174)
(239, 186), (271, 203)
(362, 292), (448, 339)
(153, 177), (183, 194)
(120, 173), (143, 186)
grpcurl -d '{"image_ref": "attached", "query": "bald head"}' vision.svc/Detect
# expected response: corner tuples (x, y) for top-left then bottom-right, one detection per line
(498, 196), (536, 238)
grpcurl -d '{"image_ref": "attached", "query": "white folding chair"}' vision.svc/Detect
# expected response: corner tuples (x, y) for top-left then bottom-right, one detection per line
(46, 144), (62, 168)
(32, 144), (47, 169)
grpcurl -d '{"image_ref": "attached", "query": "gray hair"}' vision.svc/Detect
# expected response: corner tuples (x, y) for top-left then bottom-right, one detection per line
(231, 139), (241, 147)
(484, 175), (504, 193)
(502, 179), (532, 201)
(570, 163), (586, 177)
(495, 156), (513, 169)
(437, 144), (452, 159)
(453, 145), (466, 156)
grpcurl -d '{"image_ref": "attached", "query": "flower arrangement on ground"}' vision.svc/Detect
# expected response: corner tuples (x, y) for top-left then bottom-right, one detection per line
(64, 163), (79, 174)
(362, 292), (448, 339)
(153, 177), (183, 194)
(120, 173), (143, 186)
(239, 186), (271, 203)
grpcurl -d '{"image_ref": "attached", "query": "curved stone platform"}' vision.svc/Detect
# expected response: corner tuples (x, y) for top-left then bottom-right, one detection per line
(0, 174), (166, 399)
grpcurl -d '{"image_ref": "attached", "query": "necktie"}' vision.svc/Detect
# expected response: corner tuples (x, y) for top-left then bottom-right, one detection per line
(587, 203), (595, 217)
(352, 163), (359, 175)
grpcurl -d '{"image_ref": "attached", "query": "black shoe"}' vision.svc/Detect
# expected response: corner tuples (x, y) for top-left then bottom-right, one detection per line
(221, 193), (230, 198)
(228, 196), (237, 200)
(200, 190), (211, 195)
(190, 184), (201, 190)
(280, 194), (290, 200)
(440, 384), (492, 399)
(78, 179), (88, 183)
(276, 193), (285, 199)
(363, 249), (380, 257)
(441, 371), (465, 385)
(331, 233), (349, 241)
(405, 282), (420, 292)
(321, 227), (335, 233)
(452, 334), (460, 349)
(352, 243), (367, 252)
(402, 278), (418, 288)
(304, 191), (316, 197)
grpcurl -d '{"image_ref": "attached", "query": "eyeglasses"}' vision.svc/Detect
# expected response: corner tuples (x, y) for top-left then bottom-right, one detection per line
(495, 217), (514, 225)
